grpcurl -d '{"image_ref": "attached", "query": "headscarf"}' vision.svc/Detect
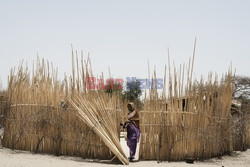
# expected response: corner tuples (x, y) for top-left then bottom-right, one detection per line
(127, 102), (135, 112)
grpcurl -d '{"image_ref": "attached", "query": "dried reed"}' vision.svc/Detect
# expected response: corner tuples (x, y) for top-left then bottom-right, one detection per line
(140, 41), (233, 161)
(3, 54), (125, 163)
(2, 44), (235, 163)
(69, 92), (128, 165)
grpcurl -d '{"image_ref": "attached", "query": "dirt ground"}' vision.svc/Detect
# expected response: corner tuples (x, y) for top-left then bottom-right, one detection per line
(0, 138), (249, 167)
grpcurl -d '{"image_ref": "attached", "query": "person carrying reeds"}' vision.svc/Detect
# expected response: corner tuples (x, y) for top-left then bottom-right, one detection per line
(123, 102), (140, 162)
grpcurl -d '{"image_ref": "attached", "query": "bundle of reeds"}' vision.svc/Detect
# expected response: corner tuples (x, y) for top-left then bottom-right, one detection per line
(69, 92), (129, 165)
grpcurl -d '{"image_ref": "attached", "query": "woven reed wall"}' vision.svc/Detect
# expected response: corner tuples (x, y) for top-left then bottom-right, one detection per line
(139, 111), (232, 161)
(2, 105), (113, 159)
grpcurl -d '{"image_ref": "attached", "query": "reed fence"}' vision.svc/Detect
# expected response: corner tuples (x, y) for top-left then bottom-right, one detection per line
(139, 111), (232, 161)
(140, 44), (234, 161)
(1, 45), (240, 164)
(139, 74), (234, 161)
(2, 104), (113, 159)
(2, 56), (120, 160)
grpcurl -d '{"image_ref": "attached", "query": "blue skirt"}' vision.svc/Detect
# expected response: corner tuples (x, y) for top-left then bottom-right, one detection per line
(127, 122), (140, 158)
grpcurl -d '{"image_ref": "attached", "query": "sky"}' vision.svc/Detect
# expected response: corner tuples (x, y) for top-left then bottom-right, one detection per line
(0, 0), (250, 89)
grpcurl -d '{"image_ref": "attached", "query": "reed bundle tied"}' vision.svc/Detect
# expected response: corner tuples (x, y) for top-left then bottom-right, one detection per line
(69, 92), (129, 165)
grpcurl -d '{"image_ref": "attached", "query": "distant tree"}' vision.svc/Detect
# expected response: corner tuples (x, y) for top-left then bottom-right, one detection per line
(232, 76), (250, 151)
(233, 76), (250, 104)
(104, 78), (123, 96)
(103, 79), (143, 109)
(123, 80), (143, 109)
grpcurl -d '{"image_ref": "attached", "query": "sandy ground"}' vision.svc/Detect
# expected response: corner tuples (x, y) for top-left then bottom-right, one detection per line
(0, 138), (249, 167)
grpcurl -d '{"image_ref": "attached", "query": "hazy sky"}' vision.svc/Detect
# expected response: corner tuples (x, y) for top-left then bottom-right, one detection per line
(0, 0), (250, 88)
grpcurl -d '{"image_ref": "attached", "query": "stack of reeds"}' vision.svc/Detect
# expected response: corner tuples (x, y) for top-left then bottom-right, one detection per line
(69, 92), (128, 165)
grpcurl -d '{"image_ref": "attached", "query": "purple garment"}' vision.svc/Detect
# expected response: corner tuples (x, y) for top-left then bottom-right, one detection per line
(126, 121), (140, 158)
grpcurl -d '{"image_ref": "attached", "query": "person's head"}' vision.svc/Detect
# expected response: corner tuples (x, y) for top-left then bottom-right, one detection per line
(127, 102), (135, 112)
